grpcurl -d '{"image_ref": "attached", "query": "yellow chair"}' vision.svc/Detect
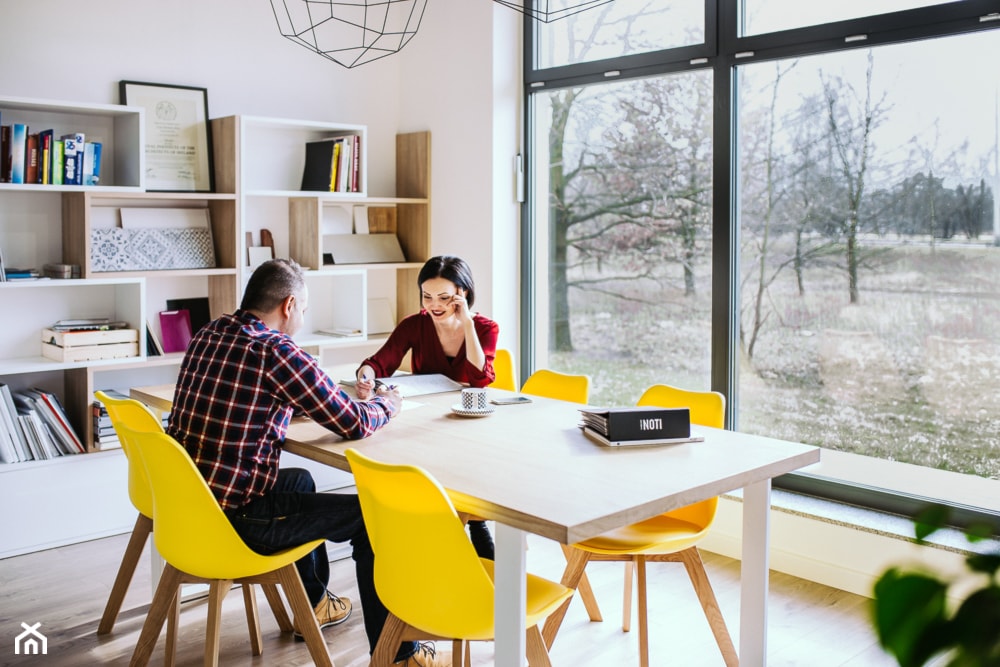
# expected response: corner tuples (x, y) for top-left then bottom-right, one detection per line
(346, 448), (574, 667)
(520, 368), (590, 404)
(94, 391), (164, 636)
(121, 424), (333, 667)
(543, 384), (738, 667)
(489, 348), (518, 392)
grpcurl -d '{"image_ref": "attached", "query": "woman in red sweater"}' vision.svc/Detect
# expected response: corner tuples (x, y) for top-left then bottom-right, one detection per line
(354, 255), (499, 558)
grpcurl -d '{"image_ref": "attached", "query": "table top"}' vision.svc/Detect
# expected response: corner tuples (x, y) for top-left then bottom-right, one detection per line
(130, 383), (820, 546)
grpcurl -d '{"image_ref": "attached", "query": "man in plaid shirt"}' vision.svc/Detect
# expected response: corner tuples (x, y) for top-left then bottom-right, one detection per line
(168, 259), (448, 666)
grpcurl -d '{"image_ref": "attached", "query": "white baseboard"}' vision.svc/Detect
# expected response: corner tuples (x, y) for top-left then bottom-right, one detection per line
(700, 495), (975, 603)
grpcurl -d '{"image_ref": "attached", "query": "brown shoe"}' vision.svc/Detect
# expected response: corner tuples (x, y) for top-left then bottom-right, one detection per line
(395, 642), (451, 667)
(293, 590), (352, 639)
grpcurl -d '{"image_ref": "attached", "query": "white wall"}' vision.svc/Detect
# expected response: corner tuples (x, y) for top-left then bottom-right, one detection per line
(397, 2), (522, 349)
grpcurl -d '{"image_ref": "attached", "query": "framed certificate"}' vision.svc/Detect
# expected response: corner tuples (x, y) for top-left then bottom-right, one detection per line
(119, 80), (215, 192)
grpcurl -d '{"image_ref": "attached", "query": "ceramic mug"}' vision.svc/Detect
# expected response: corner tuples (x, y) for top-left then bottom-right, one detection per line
(461, 387), (489, 412)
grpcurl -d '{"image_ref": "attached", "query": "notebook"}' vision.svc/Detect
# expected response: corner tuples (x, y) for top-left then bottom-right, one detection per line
(581, 425), (704, 447)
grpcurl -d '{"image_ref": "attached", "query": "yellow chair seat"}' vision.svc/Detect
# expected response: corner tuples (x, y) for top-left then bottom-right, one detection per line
(575, 514), (709, 555)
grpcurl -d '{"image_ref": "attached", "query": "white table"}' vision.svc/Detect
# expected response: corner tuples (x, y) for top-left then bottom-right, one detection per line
(132, 383), (820, 666)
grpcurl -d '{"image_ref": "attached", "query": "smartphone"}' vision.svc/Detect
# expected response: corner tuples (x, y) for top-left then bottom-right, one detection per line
(490, 396), (533, 405)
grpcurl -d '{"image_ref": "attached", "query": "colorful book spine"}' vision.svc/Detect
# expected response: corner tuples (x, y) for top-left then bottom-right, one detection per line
(351, 134), (361, 192)
(60, 132), (85, 185)
(83, 141), (102, 186)
(10, 123), (28, 184)
(24, 133), (39, 184)
(0, 124), (10, 182)
(38, 129), (53, 185)
(51, 139), (64, 185)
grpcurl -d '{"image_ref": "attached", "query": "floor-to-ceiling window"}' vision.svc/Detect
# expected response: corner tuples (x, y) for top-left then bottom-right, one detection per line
(525, 0), (1000, 526)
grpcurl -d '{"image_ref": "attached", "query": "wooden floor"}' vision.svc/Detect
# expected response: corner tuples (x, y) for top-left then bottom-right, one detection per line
(0, 528), (906, 666)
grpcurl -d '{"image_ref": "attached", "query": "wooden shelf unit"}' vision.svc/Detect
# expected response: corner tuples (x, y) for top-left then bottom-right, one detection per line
(0, 97), (431, 555)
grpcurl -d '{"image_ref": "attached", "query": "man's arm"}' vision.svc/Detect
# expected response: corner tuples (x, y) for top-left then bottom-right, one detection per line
(271, 341), (396, 439)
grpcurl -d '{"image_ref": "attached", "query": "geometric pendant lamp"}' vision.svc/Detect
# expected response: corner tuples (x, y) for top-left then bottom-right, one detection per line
(491, 0), (615, 23)
(269, 0), (428, 68)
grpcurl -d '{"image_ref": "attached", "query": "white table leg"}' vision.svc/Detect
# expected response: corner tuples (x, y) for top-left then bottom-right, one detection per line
(740, 478), (771, 666)
(494, 522), (527, 667)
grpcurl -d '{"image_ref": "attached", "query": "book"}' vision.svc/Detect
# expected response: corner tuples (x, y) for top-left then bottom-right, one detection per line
(581, 425), (704, 448)
(0, 383), (30, 462)
(42, 327), (139, 347)
(165, 297), (211, 334)
(29, 388), (84, 454)
(351, 134), (361, 192)
(51, 138), (64, 185)
(83, 141), (102, 186)
(9, 123), (27, 184)
(25, 133), (39, 184)
(38, 129), (54, 184)
(301, 138), (341, 191)
(60, 132), (84, 185)
(578, 406), (692, 443)
(159, 309), (193, 353)
(330, 140), (342, 191)
(146, 319), (164, 356)
(0, 124), (10, 182)
(0, 389), (20, 463)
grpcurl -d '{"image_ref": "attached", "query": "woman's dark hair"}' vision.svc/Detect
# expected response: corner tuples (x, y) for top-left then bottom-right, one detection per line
(417, 255), (475, 307)
(241, 258), (306, 312)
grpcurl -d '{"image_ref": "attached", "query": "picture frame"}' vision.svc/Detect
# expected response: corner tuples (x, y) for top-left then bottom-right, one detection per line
(119, 80), (215, 192)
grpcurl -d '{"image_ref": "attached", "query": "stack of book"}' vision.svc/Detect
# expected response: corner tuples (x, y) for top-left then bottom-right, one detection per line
(92, 389), (168, 451)
(578, 406), (703, 447)
(0, 385), (84, 463)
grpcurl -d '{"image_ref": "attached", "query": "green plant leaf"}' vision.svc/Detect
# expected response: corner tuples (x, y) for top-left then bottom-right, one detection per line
(965, 553), (1000, 578)
(873, 568), (951, 667)
(949, 587), (1000, 656)
(914, 504), (950, 543)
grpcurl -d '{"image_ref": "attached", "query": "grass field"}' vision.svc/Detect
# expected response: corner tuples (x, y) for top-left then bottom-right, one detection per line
(547, 240), (1000, 480)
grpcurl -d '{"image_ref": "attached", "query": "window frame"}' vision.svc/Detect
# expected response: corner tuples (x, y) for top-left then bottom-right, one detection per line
(522, 0), (1000, 534)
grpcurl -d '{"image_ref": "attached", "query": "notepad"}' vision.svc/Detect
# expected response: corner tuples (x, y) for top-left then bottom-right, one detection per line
(341, 373), (462, 398)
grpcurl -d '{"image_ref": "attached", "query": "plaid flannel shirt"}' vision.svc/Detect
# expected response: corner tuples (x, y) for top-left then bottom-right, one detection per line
(167, 309), (393, 510)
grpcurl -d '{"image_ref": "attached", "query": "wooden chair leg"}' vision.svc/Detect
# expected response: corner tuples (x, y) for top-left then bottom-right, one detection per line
(453, 639), (464, 667)
(526, 625), (553, 667)
(637, 557), (649, 667)
(164, 589), (179, 667)
(242, 584), (263, 656)
(542, 547), (592, 649)
(98, 513), (152, 635)
(276, 564), (333, 667)
(679, 548), (739, 667)
(558, 544), (603, 622)
(204, 580), (232, 667)
(261, 583), (293, 632)
(463, 639), (471, 667)
(623, 558), (635, 632)
(369, 613), (408, 667)
(129, 563), (183, 667)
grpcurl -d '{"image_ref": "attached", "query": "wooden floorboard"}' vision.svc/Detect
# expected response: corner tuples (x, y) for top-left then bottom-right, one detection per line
(0, 528), (907, 666)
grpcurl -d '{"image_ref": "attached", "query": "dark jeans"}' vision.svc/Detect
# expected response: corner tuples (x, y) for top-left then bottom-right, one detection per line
(224, 468), (418, 661)
(467, 519), (495, 560)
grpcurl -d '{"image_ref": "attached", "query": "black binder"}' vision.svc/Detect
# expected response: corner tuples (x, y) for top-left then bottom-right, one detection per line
(579, 406), (693, 443)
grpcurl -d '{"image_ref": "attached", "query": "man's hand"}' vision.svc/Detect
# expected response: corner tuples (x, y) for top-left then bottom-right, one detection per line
(375, 383), (403, 417)
(356, 365), (376, 400)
